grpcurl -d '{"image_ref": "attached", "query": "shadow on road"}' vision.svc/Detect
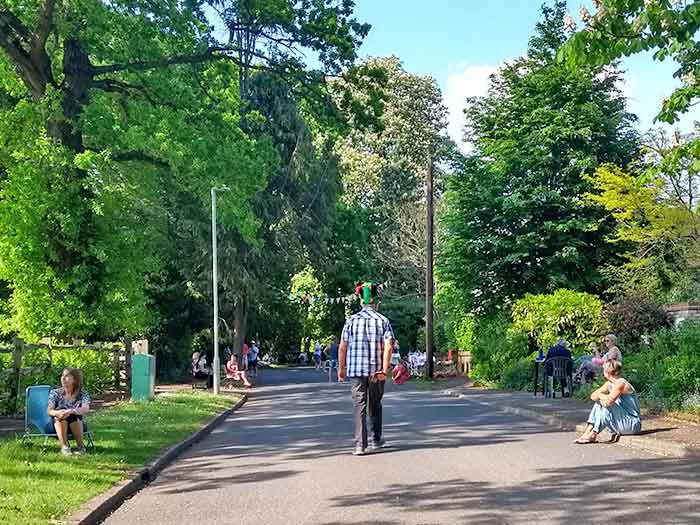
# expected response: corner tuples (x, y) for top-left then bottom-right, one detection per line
(328, 457), (700, 523)
(151, 368), (573, 499)
(108, 368), (700, 524)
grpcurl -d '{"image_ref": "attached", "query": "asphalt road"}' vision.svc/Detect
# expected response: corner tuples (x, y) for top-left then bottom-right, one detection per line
(104, 368), (700, 525)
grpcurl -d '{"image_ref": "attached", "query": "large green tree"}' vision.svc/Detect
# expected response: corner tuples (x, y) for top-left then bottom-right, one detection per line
(142, 1), (373, 357)
(0, 1), (275, 339)
(0, 0), (369, 345)
(439, 1), (639, 314)
(559, 0), (700, 302)
(328, 56), (450, 347)
(585, 130), (700, 300)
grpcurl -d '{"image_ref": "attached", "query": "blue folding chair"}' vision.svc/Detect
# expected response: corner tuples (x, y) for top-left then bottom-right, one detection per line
(21, 385), (94, 449)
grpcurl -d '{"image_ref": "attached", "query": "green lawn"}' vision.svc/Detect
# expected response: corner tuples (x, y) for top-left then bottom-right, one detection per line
(0, 391), (237, 525)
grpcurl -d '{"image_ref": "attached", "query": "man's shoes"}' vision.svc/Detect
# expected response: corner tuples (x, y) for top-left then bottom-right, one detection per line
(73, 446), (87, 455)
(352, 445), (366, 456)
(60, 446), (72, 456)
(368, 438), (386, 451)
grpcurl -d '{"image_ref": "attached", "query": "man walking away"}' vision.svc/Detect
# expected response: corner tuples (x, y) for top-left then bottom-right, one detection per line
(314, 341), (322, 370)
(339, 282), (394, 456)
(327, 338), (339, 383)
(248, 341), (260, 378)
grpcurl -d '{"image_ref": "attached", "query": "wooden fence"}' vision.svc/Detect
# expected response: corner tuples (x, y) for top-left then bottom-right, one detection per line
(0, 338), (133, 415)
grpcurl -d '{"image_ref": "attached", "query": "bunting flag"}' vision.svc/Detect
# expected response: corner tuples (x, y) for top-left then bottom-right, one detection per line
(294, 281), (391, 305)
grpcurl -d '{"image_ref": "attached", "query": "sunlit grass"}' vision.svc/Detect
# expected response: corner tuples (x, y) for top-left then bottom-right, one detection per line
(0, 391), (236, 525)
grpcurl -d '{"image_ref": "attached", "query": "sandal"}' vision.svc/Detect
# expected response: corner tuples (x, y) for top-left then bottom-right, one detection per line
(608, 433), (621, 443)
(574, 435), (598, 444)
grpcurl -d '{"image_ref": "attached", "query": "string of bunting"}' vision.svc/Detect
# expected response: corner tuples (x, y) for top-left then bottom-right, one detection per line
(294, 281), (390, 305)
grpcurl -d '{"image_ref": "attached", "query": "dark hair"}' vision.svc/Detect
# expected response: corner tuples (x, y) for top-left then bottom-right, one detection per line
(62, 367), (83, 394)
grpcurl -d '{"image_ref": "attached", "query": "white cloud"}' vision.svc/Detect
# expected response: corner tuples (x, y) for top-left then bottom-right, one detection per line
(444, 64), (499, 152)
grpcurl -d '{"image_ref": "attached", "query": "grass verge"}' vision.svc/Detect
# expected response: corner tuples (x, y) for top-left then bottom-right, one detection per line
(0, 391), (237, 525)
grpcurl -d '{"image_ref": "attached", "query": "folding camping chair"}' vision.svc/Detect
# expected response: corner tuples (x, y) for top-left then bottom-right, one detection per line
(21, 385), (94, 450)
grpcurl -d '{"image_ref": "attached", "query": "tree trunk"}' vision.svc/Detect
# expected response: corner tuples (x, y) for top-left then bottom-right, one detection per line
(43, 38), (91, 152)
(232, 292), (248, 356)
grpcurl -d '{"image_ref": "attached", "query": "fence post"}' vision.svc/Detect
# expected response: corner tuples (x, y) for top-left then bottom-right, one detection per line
(124, 336), (132, 394)
(113, 347), (121, 390)
(11, 339), (23, 415)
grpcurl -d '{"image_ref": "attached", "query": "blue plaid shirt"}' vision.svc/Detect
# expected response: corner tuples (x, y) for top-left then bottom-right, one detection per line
(341, 306), (395, 378)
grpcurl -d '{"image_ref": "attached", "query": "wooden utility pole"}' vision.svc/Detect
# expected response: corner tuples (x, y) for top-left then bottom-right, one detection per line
(425, 158), (434, 380)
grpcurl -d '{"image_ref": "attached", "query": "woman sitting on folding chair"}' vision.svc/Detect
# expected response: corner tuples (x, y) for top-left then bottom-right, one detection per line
(47, 368), (91, 455)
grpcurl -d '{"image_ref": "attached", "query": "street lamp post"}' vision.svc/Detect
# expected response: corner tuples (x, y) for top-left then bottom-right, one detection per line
(211, 186), (230, 395)
(425, 158), (434, 380)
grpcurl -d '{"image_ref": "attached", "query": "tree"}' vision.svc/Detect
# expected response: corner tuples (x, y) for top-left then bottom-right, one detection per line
(585, 130), (700, 300)
(289, 266), (331, 353)
(559, 0), (700, 124)
(330, 56), (449, 348)
(0, 2), (272, 338)
(439, 1), (639, 313)
(183, 1), (377, 355)
(559, 1), (700, 302)
(0, 0), (370, 343)
(334, 56), (447, 212)
(206, 0), (370, 102)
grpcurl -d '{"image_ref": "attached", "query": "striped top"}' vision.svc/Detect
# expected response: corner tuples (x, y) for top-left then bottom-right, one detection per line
(341, 306), (395, 377)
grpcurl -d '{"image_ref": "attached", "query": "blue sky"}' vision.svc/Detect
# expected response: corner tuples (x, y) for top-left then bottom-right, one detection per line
(352, 0), (698, 145)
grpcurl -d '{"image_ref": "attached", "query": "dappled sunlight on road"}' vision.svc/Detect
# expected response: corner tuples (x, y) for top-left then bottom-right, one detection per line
(104, 368), (700, 525)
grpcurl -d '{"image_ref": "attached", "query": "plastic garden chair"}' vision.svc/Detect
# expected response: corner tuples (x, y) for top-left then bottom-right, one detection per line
(21, 385), (94, 449)
(543, 357), (574, 399)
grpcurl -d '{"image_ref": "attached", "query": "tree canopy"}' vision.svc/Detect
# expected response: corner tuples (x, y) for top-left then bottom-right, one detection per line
(439, 1), (639, 314)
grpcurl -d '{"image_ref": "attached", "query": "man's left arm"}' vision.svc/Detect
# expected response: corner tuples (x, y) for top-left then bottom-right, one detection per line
(382, 337), (393, 374)
(382, 321), (395, 374)
(338, 340), (348, 382)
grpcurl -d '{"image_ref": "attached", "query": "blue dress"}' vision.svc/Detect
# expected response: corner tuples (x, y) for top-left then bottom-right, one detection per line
(587, 379), (641, 435)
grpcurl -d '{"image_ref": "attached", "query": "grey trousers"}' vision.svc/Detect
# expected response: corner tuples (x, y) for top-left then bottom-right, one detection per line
(351, 377), (385, 448)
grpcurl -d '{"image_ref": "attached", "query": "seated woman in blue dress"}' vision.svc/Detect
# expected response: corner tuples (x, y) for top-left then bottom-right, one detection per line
(574, 360), (641, 444)
(47, 368), (91, 455)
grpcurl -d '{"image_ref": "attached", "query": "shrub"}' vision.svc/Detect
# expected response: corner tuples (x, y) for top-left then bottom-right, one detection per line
(660, 321), (700, 405)
(510, 289), (606, 353)
(500, 359), (534, 391)
(623, 321), (700, 410)
(572, 381), (601, 402)
(605, 294), (671, 349)
(454, 315), (475, 353)
(471, 315), (528, 384)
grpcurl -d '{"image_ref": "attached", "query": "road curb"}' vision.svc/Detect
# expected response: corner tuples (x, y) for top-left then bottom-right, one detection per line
(572, 423), (700, 458)
(70, 394), (248, 525)
(442, 389), (699, 459)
